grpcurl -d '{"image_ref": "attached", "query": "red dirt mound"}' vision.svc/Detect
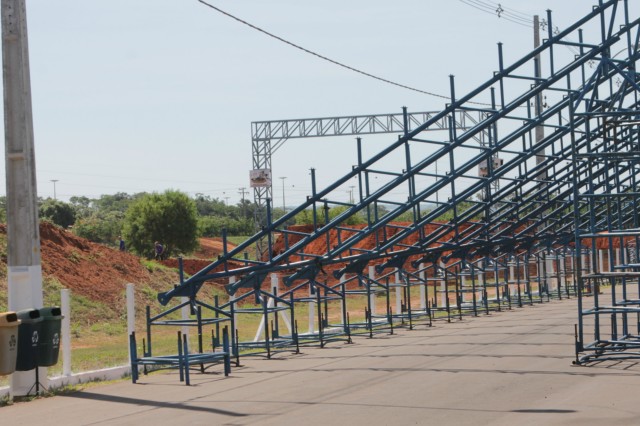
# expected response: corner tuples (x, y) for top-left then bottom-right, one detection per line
(0, 223), (168, 307)
(192, 237), (237, 259)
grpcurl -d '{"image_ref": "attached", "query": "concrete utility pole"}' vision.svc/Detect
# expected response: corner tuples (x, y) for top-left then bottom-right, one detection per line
(50, 179), (58, 200)
(534, 15), (546, 180)
(279, 176), (287, 213)
(238, 187), (248, 219)
(2, 0), (44, 396)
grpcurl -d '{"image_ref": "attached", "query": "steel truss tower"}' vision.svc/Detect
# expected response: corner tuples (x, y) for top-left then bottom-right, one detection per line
(250, 110), (486, 256)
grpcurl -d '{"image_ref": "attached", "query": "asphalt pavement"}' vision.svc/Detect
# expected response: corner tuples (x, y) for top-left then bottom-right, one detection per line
(2, 297), (639, 425)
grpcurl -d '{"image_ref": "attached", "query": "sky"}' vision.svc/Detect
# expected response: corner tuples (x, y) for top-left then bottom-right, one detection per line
(0, 1), (630, 206)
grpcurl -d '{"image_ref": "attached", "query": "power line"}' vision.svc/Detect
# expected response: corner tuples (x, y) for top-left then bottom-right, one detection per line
(460, 0), (531, 27)
(196, 0), (451, 100)
(485, 0), (532, 20)
(458, 0), (580, 56)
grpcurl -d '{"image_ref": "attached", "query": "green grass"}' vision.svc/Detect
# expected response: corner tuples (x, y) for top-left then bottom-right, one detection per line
(0, 282), (493, 390)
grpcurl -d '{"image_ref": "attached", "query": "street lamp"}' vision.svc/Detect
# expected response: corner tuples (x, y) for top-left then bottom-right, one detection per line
(279, 176), (287, 213)
(50, 179), (59, 200)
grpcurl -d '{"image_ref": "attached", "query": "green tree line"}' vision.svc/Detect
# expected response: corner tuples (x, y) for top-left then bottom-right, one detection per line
(0, 190), (464, 259)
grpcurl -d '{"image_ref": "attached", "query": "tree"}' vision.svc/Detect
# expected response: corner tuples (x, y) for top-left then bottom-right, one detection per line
(122, 190), (199, 258)
(94, 192), (145, 214)
(69, 196), (94, 219)
(73, 211), (124, 245)
(39, 199), (76, 228)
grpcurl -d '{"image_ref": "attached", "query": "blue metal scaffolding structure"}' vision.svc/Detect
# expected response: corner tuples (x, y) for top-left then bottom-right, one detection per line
(130, 0), (640, 374)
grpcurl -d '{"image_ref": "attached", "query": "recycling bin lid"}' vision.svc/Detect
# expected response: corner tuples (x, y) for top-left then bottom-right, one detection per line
(0, 311), (20, 326)
(39, 307), (62, 318)
(16, 308), (43, 323)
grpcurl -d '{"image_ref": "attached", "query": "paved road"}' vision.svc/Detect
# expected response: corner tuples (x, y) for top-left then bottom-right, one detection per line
(3, 298), (639, 425)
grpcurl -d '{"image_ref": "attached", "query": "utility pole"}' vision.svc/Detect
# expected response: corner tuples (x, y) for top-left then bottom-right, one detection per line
(50, 179), (58, 200)
(279, 176), (287, 214)
(2, 0), (45, 396)
(534, 15), (546, 181)
(238, 187), (249, 219)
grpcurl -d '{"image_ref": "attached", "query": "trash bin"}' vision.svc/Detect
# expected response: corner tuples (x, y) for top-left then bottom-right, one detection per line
(0, 312), (20, 375)
(38, 307), (63, 367)
(15, 309), (42, 371)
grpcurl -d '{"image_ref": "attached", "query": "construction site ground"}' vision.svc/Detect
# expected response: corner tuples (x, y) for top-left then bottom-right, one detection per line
(3, 296), (638, 425)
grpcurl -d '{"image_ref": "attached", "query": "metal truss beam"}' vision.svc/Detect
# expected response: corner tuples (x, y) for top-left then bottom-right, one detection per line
(159, 0), (632, 310)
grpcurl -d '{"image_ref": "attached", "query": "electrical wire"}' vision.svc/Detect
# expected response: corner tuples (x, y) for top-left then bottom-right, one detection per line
(460, 0), (531, 28)
(458, 0), (580, 55)
(196, 0), (452, 100)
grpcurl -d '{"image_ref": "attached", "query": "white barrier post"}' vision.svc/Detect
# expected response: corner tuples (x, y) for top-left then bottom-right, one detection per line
(440, 261), (446, 308)
(308, 284), (316, 334)
(126, 284), (135, 361)
(61, 289), (71, 376)
(395, 269), (402, 314)
(419, 264), (426, 311)
(599, 249), (604, 273)
(181, 297), (189, 338)
(229, 276), (237, 333)
(368, 266), (376, 315)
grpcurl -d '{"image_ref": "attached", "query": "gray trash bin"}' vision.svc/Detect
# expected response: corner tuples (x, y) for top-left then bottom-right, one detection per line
(16, 309), (42, 371)
(38, 307), (63, 367)
(0, 312), (20, 375)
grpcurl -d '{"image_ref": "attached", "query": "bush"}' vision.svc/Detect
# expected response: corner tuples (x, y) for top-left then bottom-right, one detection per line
(39, 199), (76, 228)
(73, 211), (124, 245)
(123, 190), (199, 258)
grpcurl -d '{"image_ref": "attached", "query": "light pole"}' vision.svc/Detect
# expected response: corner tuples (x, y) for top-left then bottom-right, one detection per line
(51, 179), (59, 200)
(238, 187), (249, 219)
(279, 177), (287, 213)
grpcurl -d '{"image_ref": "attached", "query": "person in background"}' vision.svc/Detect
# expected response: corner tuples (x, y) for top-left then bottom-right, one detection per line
(154, 241), (165, 260)
(118, 236), (125, 252)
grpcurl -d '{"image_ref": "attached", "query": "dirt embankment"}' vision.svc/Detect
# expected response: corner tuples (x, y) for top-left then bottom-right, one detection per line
(0, 223), (179, 309)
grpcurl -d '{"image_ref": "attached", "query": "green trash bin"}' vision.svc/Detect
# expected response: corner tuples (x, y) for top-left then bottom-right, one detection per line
(16, 309), (42, 371)
(38, 307), (63, 367)
(0, 312), (20, 375)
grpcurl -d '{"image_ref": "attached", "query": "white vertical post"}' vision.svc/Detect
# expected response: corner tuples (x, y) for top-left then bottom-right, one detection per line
(545, 257), (555, 291)
(394, 269), (402, 315)
(61, 288), (71, 376)
(461, 274), (468, 304)
(253, 274), (279, 342)
(126, 284), (135, 361)
(368, 266), (376, 315)
(419, 263), (426, 310)
(339, 274), (346, 325)
(616, 248), (621, 268)
(570, 255), (575, 278)
(598, 249), (604, 273)
(273, 273), (291, 333)
(308, 285), (316, 334)
(439, 261), (446, 308)
(536, 256), (541, 283)
(228, 276), (237, 332)
(180, 297), (189, 339)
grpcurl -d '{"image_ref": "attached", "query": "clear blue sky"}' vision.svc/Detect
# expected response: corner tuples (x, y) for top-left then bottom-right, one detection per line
(0, 1), (630, 205)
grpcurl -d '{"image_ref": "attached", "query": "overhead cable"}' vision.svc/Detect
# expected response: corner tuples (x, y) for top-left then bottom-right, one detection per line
(196, 0), (451, 99)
